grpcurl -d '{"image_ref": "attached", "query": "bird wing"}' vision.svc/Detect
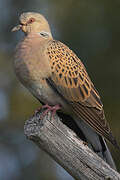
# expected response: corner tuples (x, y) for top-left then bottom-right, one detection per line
(46, 40), (117, 146)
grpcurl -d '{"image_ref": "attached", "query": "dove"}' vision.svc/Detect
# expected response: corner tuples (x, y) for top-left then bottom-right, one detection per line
(12, 12), (119, 169)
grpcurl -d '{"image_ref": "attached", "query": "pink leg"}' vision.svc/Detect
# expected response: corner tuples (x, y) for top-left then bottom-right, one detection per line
(41, 104), (61, 118)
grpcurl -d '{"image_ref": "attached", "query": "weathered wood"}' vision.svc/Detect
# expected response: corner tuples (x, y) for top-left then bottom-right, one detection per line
(24, 110), (120, 180)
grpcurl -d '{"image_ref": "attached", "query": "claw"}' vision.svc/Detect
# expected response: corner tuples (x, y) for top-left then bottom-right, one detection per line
(34, 106), (42, 115)
(41, 104), (61, 118)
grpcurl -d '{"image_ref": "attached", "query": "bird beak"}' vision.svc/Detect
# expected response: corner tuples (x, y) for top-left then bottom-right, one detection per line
(11, 24), (22, 32)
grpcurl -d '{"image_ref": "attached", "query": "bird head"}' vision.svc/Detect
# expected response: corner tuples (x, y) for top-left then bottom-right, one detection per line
(12, 12), (52, 37)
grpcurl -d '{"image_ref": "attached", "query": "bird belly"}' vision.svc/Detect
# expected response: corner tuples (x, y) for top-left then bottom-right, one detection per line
(14, 40), (71, 114)
(27, 78), (70, 113)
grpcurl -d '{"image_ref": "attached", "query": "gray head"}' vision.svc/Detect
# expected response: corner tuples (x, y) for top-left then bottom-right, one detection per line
(12, 12), (52, 37)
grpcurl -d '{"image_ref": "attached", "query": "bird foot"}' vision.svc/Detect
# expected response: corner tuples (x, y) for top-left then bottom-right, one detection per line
(34, 106), (42, 114)
(41, 104), (61, 118)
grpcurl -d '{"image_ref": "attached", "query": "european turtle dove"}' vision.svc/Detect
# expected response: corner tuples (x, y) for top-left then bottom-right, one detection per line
(12, 12), (119, 169)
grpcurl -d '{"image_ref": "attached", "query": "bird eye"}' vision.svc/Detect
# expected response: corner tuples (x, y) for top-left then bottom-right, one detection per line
(27, 17), (35, 24)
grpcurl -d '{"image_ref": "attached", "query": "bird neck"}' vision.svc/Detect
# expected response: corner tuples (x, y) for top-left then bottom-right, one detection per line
(20, 32), (52, 53)
(24, 31), (53, 39)
(39, 31), (53, 38)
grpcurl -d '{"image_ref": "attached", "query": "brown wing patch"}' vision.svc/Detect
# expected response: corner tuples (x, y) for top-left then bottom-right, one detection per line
(47, 40), (93, 103)
(45, 40), (119, 148)
(46, 40), (102, 110)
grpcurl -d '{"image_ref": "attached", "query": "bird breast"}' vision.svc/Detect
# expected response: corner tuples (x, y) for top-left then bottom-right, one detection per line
(14, 34), (69, 108)
(14, 35), (50, 84)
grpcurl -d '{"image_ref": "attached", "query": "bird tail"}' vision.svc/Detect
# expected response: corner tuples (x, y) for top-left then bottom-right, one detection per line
(73, 117), (116, 170)
(102, 138), (116, 170)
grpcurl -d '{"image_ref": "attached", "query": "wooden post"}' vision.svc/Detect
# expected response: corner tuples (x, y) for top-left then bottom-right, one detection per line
(24, 111), (120, 180)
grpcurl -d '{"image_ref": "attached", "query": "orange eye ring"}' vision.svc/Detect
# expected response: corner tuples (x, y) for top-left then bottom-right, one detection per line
(27, 17), (35, 24)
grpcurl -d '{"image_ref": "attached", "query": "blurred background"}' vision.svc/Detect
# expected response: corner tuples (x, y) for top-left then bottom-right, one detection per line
(0, 0), (120, 179)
